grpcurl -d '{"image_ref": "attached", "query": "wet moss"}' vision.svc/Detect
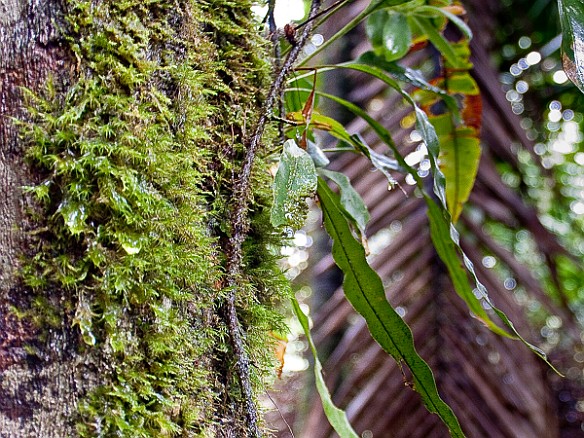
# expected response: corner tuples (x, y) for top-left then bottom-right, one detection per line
(19, 0), (287, 435)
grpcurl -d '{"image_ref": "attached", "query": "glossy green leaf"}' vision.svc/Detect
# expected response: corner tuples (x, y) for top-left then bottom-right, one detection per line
(317, 178), (465, 438)
(367, 11), (412, 61)
(558, 0), (584, 93)
(439, 126), (481, 223)
(58, 199), (88, 235)
(271, 139), (317, 229)
(291, 297), (359, 438)
(318, 168), (370, 235)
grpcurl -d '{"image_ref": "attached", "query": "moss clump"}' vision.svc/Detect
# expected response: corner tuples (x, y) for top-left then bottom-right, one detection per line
(20, 0), (288, 435)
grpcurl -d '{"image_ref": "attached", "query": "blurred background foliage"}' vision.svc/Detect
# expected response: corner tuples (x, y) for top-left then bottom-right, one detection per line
(262, 0), (584, 436)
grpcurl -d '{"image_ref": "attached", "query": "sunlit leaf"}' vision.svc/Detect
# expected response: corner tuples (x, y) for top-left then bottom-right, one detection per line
(287, 111), (353, 143)
(440, 133), (480, 223)
(558, 0), (584, 94)
(317, 178), (465, 438)
(440, 72), (480, 95)
(269, 332), (287, 379)
(291, 296), (359, 438)
(271, 139), (317, 229)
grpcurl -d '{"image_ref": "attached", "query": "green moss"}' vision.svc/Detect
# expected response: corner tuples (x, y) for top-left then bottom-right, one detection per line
(19, 0), (287, 435)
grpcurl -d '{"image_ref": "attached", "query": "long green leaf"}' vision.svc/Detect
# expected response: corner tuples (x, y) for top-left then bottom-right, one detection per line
(291, 297), (359, 438)
(558, 0), (584, 93)
(424, 195), (561, 373)
(317, 178), (465, 438)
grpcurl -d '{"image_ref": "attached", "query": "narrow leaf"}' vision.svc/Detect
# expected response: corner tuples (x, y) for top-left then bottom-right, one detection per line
(317, 178), (465, 438)
(291, 296), (359, 438)
(558, 0), (584, 93)
(409, 16), (466, 69)
(271, 139), (317, 229)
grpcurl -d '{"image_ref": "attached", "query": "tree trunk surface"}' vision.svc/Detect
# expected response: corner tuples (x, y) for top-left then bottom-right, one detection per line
(1, 1), (279, 436)
(1, 1), (93, 436)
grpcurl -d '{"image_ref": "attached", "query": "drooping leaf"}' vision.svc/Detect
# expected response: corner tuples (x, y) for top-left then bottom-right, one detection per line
(291, 297), (359, 438)
(271, 139), (317, 230)
(558, 0), (584, 94)
(301, 90), (557, 370)
(317, 178), (465, 438)
(424, 194), (561, 373)
(318, 168), (370, 236)
(440, 72), (480, 95)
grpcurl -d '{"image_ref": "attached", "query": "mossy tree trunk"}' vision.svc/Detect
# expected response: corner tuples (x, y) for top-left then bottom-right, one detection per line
(0, 1), (283, 436)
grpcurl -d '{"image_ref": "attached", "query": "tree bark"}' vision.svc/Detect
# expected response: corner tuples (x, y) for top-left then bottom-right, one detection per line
(0, 1), (92, 436)
(1, 1), (280, 436)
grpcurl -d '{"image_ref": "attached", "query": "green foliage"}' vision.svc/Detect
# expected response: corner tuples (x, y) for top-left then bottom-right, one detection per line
(317, 179), (465, 438)
(277, 1), (569, 434)
(367, 10), (412, 62)
(19, 0), (286, 435)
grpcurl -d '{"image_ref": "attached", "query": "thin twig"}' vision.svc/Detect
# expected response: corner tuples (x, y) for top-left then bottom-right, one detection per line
(264, 389), (296, 438)
(223, 1), (323, 436)
(267, 0), (285, 142)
